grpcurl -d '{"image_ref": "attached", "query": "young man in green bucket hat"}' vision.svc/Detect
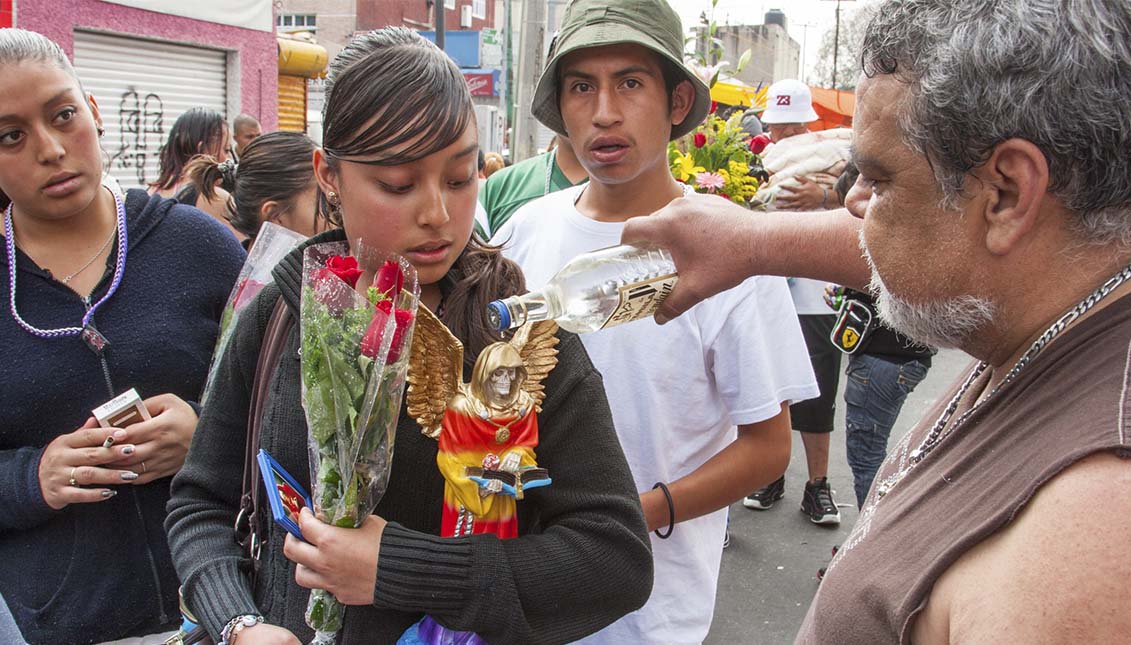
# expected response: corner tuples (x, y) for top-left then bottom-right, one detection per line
(492, 0), (818, 641)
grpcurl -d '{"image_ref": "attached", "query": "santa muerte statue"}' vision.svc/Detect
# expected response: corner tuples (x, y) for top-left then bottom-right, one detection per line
(397, 305), (559, 645)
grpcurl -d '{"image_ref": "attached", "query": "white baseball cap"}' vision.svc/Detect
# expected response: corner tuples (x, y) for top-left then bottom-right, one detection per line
(761, 79), (819, 124)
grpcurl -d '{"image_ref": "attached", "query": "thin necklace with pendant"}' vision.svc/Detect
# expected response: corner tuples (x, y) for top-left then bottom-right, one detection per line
(873, 262), (1131, 501)
(5, 186), (129, 345)
(15, 222), (118, 284)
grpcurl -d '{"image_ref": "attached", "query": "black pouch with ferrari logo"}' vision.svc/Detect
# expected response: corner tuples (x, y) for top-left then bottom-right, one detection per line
(830, 297), (875, 354)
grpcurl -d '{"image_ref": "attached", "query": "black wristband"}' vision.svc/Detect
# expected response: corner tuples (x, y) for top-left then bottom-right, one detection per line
(652, 482), (674, 539)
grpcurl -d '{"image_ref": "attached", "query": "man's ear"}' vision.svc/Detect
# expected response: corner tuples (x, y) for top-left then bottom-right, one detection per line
(669, 79), (695, 129)
(312, 148), (339, 196)
(974, 138), (1049, 256)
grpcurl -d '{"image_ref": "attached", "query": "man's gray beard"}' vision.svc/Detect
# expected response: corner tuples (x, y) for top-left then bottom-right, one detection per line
(859, 231), (996, 349)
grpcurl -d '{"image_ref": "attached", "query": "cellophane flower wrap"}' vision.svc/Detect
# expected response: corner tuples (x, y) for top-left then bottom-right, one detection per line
(668, 110), (767, 206)
(202, 221), (307, 406)
(299, 240), (419, 644)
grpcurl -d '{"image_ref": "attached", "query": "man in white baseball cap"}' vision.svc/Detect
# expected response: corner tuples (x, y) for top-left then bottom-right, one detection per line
(744, 77), (848, 527)
(761, 78), (821, 141)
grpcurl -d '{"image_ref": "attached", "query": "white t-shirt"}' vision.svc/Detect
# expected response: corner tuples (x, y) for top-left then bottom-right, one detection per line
(789, 277), (834, 315)
(492, 186), (818, 644)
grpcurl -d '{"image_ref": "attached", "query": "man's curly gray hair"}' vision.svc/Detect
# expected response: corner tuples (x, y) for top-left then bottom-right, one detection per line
(861, 0), (1131, 246)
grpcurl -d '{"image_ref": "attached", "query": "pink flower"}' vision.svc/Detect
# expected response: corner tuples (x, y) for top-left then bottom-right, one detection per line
(693, 132), (707, 148)
(695, 171), (726, 192)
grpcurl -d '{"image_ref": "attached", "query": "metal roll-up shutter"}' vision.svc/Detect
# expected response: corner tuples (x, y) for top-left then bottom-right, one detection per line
(73, 31), (228, 190)
(277, 75), (307, 133)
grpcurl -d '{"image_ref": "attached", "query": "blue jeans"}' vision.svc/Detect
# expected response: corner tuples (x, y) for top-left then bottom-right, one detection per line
(844, 354), (931, 507)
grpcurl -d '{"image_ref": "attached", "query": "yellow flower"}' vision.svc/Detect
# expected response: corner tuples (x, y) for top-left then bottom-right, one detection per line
(728, 160), (750, 178)
(672, 151), (705, 182)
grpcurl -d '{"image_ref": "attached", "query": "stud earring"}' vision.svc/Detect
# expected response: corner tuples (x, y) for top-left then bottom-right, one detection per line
(97, 126), (105, 137)
(327, 191), (340, 207)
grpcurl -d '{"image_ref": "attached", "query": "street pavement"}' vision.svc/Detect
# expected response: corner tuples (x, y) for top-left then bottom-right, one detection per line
(706, 349), (973, 644)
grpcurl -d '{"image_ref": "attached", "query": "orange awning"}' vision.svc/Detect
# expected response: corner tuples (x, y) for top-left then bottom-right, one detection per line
(808, 87), (855, 132)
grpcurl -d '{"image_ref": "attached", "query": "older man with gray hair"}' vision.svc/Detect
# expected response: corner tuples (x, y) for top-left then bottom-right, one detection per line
(623, 0), (1131, 641)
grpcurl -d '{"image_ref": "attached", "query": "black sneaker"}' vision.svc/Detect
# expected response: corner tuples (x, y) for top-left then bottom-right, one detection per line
(743, 476), (785, 510)
(801, 477), (841, 525)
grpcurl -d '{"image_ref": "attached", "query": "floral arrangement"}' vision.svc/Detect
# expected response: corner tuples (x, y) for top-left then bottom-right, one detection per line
(299, 242), (419, 643)
(669, 109), (767, 206)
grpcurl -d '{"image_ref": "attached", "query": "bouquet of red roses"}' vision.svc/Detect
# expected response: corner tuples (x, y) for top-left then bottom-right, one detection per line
(299, 241), (419, 643)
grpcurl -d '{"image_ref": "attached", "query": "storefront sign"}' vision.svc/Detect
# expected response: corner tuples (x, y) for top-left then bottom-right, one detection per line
(464, 71), (496, 97)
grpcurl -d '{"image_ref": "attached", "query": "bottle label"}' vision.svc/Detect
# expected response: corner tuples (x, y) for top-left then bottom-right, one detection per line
(601, 273), (679, 330)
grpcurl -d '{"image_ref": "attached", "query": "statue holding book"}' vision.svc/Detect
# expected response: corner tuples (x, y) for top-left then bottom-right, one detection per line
(407, 305), (559, 539)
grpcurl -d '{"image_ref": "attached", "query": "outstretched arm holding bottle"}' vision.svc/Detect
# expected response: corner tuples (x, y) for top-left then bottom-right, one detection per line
(620, 193), (872, 324)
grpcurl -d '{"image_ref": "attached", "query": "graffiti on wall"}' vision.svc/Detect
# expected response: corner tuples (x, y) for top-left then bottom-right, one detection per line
(109, 89), (165, 186)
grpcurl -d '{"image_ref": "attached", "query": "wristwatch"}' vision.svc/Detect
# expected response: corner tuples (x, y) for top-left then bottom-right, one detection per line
(219, 614), (264, 645)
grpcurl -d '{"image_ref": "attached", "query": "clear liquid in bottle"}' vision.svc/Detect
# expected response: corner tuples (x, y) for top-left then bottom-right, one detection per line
(488, 245), (677, 334)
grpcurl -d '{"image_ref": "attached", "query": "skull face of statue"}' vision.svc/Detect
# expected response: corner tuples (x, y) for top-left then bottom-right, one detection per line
(489, 367), (518, 403)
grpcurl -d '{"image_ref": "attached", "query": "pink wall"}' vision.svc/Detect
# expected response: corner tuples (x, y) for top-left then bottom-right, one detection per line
(15, 0), (278, 129)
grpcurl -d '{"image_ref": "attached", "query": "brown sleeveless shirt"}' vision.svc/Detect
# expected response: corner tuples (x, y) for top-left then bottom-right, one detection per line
(796, 293), (1131, 644)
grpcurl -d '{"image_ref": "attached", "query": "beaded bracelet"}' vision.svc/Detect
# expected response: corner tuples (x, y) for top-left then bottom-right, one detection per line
(652, 482), (675, 539)
(219, 614), (264, 645)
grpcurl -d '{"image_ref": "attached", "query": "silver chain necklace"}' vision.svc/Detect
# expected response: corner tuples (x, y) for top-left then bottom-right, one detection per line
(874, 262), (1131, 500)
(17, 223), (118, 284)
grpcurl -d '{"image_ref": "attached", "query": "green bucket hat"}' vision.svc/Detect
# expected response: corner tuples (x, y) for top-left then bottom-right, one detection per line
(531, 0), (712, 141)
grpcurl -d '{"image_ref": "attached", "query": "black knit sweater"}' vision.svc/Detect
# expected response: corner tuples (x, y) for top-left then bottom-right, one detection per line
(0, 189), (244, 643)
(166, 230), (653, 644)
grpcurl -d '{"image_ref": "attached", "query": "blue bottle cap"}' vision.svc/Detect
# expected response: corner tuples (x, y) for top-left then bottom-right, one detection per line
(487, 300), (510, 331)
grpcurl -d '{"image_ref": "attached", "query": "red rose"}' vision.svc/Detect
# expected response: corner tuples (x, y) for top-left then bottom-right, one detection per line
(311, 268), (355, 316)
(374, 260), (404, 301)
(232, 278), (266, 310)
(325, 255), (363, 288)
(749, 133), (771, 155)
(360, 304), (415, 363)
(360, 308), (390, 359)
(693, 132), (707, 148)
(388, 309), (415, 363)
(709, 100), (718, 114)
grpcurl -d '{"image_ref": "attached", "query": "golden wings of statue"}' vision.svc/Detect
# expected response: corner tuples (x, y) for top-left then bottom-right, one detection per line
(406, 304), (560, 439)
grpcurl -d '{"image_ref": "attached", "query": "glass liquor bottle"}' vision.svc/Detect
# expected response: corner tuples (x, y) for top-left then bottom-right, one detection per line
(487, 245), (677, 334)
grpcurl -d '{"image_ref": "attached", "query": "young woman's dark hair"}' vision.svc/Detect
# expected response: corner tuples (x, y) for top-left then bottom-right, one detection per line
(321, 27), (523, 369)
(150, 107), (228, 192)
(183, 132), (329, 239)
